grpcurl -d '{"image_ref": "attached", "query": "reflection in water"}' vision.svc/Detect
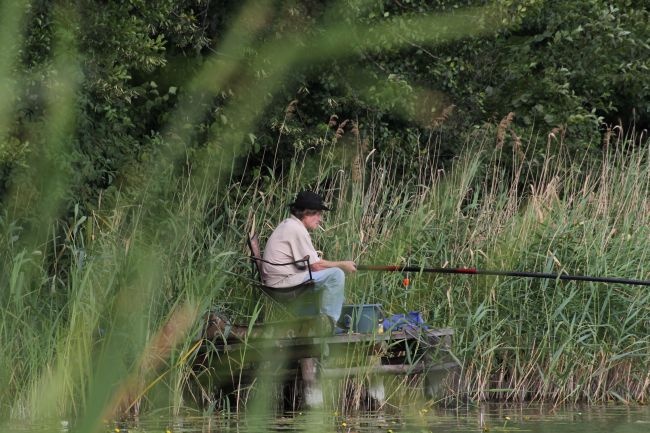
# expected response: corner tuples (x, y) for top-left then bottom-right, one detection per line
(3, 404), (650, 432)
(118, 404), (650, 433)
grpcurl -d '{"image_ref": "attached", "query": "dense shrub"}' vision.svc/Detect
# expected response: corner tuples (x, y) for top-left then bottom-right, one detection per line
(1, 0), (648, 211)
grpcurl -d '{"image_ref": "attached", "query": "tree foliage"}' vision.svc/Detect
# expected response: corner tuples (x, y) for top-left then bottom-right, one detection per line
(1, 0), (648, 211)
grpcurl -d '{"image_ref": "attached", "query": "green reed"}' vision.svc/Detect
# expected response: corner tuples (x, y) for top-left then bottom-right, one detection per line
(2, 121), (649, 426)
(1, 1), (649, 431)
(201, 125), (650, 408)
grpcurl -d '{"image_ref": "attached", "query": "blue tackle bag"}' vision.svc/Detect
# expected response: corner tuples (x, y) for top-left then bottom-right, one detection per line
(382, 311), (429, 332)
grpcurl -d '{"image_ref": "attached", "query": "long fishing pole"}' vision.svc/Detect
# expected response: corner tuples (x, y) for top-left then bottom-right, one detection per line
(356, 265), (650, 287)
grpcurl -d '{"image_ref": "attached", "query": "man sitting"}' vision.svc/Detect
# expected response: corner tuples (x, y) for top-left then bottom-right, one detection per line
(262, 191), (356, 328)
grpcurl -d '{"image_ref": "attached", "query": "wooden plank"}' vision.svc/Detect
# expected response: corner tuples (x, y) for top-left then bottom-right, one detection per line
(212, 360), (460, 380)
(204, 328), (455, 352)
(194, 328), (457, 381)
(320, 360), (460, 378)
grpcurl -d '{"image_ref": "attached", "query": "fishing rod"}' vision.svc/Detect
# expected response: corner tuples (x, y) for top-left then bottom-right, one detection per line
(356, 265), (650, 287)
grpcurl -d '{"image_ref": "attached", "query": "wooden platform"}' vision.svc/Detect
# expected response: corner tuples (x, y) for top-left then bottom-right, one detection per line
(190, 319), (458, 409)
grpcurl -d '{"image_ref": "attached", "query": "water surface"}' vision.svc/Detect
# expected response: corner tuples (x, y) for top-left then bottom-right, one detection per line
(6, 404), (650, 432)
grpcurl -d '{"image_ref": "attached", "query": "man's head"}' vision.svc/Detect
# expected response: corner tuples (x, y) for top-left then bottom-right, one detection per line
(289, 190), (329, 230)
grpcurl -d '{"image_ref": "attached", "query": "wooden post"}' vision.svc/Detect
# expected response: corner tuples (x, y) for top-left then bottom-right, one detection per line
(423, 333), (458, 399)
(366, 350), (385, 408)
(299, 357), (323, 408)
(366, 375), (385, 408)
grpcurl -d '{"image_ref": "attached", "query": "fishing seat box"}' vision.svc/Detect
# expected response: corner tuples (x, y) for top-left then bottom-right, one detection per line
(339, 304), (385, 333)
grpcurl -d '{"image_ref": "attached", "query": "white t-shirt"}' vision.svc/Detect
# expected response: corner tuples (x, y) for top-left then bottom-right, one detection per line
(262, 216), (321, 287)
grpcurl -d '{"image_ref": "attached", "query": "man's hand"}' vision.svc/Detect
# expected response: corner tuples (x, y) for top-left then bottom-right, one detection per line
(337, 260), (357, 273)
(311, 259), (357, 273)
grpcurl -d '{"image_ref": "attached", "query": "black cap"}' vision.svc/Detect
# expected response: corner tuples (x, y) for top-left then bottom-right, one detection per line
(289, 190), (330, 211)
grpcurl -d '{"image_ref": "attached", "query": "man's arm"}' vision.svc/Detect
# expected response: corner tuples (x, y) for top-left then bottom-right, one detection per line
(311, 258), (357, 273)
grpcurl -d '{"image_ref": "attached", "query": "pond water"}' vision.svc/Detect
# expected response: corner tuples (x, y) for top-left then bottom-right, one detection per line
(5, 404), (650, 432)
